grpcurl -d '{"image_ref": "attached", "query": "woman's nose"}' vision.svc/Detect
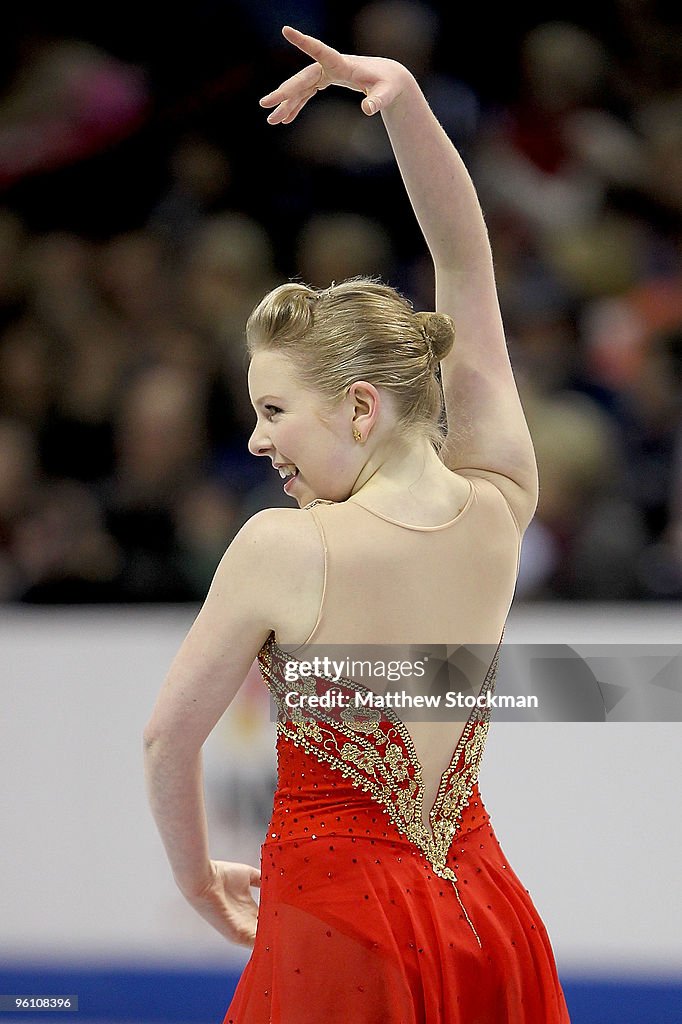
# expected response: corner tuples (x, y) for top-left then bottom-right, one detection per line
(248, 422), (272, 457)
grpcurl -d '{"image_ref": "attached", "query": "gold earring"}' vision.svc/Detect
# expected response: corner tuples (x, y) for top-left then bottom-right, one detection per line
(353, 428), (362, 443)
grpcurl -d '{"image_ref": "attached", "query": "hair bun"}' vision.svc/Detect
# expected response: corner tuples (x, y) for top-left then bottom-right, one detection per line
(415, 311), (455, 362)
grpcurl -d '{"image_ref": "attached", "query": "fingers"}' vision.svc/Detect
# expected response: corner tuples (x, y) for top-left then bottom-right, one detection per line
(281, 25), (342, 67)
(281, 95), (315, 124)
(361, 82), (396, 117)
(262, 95), (309, 125)
(264, 90), (316, 125)
(260, 61), (322, 108)
(260, 25), (354, 125)
(260, 64), (323, 127)
(260, 63), (321, 124)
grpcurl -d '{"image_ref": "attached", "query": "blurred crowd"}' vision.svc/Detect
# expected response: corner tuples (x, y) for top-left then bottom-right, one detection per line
(0, 0), (681, 602)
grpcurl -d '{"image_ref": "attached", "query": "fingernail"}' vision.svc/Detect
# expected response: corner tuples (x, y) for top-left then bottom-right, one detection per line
(366, 98), (377, 114)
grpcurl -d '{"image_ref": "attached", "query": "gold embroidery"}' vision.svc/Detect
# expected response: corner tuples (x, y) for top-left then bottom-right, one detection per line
(289, 706), (324, 742)
(258, 632), (504, 948)
(340, 707), (382, 734)
(384, 741), (411, 781)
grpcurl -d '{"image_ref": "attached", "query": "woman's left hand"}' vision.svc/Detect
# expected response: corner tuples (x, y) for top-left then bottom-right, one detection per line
(260, 25), (412, 125)
(182, 860), (261, 947)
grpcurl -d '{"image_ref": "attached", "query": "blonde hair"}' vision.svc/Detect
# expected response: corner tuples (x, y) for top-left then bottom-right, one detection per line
(246, 277), (455, 445)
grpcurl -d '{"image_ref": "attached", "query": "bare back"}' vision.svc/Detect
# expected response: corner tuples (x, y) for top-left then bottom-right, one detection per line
(274, 473), (521, 833)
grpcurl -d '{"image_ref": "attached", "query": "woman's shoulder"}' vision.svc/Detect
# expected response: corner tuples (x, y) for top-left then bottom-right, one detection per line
(236, 505), (324, 564)
(453, 468), (533, 536)
(227, 506), (326, 644)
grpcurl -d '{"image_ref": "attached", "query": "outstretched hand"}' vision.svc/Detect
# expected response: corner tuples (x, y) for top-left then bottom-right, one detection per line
(260, 26), (410, 124)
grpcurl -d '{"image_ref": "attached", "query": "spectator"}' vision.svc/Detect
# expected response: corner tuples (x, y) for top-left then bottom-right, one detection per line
(0, 7), (679, 604)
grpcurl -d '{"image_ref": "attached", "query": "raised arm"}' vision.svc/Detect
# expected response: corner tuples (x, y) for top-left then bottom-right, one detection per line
(262, 26), (539, 531)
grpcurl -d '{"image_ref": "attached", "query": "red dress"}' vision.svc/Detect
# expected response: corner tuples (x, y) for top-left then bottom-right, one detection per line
(223, 632), (571, 1024)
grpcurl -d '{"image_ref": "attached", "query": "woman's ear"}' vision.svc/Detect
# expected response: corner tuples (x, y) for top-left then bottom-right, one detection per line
(348, 380), (380, 439)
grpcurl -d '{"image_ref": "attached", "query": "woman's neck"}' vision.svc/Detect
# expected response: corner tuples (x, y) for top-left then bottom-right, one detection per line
(351, 436), (451, 502)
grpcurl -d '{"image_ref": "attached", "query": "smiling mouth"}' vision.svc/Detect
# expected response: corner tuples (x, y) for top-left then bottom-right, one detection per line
(277, 465), (298, 480)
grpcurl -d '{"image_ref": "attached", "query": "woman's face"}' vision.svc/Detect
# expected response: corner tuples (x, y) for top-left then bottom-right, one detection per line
(248, 349), (365, 508)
